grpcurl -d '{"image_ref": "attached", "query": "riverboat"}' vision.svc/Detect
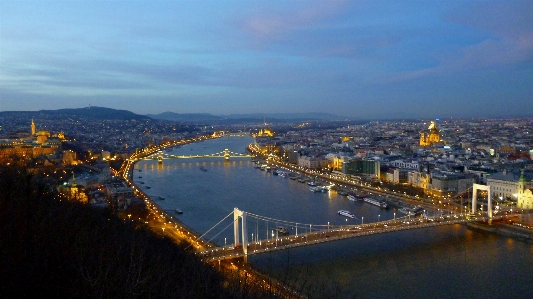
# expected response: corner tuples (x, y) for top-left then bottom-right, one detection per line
(363, 197), (388, 209)
(145, 185), (151, 189)
(200, 166), (207, 171)
(309, 186), (318, 192)
(348, 194), (361, 201)
(338, 210), (355, 218)
(175, 208), (183, 214)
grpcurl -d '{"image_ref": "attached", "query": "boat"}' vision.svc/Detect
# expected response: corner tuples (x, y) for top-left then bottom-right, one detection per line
(363, 197), (389, 209)
(307, 181), (317, 186)
(138, 176), (142, 178)
(139, 181), (145, 184)
(348, 194), (361, 201)
(289, 176), (297, 180)
(309, 186), (318, 192)
(338, 210), (355, 218)
(297, 178), (306, 183)
(175, 208), (183, 214)
(315, 186), (327, 193)
(338, 191), (348, 196)
(145, 185), (151, 189)
(200, 166), (207, 171)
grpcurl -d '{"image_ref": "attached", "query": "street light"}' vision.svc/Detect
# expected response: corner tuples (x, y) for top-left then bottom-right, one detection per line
(362, 217), (364, 225)
(378, 214), (380, 222)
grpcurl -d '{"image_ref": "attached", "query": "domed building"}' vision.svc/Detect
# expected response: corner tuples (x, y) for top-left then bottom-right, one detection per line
(420, 120), (441, 146)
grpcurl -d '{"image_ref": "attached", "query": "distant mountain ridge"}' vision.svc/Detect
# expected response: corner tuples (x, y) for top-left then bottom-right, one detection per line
(147, 111), (349, 122)
(0, 106), (150, 120)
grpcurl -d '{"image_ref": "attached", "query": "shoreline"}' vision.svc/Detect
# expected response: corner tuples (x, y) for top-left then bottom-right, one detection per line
(466, 221), (533, 244)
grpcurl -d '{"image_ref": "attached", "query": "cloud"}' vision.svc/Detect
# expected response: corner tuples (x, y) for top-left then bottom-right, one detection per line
(444, 0), (533, 68)
(239, 0), (352, 40)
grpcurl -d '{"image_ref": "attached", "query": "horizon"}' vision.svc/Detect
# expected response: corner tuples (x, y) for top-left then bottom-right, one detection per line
(1, 1), (532, 119)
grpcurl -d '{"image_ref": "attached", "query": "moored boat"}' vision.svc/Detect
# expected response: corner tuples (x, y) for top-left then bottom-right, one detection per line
(338, 210), (355, 218)
(363, 197), (388, 209)
(175, 208), (183, 214)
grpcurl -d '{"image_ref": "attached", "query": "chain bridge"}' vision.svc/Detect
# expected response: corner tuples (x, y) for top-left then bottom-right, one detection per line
(144, 148), (254, 163)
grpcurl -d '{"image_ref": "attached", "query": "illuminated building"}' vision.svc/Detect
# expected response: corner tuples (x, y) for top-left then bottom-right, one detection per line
(0, 120), (61, 163)
(517, 170), (533, 209)
(487, 169), (533, 201)
(419, 120), (441, 146)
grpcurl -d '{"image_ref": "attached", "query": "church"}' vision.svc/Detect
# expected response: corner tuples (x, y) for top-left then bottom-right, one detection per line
(517, 170), (533, 210)
(419, 120), (442, 146)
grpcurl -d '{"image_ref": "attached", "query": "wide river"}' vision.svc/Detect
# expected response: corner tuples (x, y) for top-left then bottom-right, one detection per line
(134, 136), (533, 299)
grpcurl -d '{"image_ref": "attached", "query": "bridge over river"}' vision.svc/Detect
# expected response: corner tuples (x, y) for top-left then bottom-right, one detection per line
(195, 207), (508, 262)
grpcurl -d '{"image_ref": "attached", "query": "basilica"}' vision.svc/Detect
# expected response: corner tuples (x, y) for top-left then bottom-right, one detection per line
(419, 120), (442, 146)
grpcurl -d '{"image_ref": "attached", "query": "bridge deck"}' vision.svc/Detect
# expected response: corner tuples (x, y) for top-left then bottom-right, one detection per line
(200, 215), (506, 261)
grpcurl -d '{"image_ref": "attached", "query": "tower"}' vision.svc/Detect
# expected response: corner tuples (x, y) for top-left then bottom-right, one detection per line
(518, 169), (527, 195)
(31, 119), (36, 136)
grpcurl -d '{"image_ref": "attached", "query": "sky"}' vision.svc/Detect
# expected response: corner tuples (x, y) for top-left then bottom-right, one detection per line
(1, 0), (532, 119)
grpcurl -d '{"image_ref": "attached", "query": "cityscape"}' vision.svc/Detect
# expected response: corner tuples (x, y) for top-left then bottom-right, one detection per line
(2, 1), (533, 298)
(1, 107), (532, 298)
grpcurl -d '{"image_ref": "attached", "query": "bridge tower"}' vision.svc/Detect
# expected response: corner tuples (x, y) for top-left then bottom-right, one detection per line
(224, 149), (230, 161)
(233, 208), (248, 255)
(472, 184), (492, 218)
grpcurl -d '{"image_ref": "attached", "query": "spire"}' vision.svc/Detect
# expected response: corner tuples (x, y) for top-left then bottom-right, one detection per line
(72, 172), (77, 188)
(519, 169), (527, 183)
(31, 119), (36, 135)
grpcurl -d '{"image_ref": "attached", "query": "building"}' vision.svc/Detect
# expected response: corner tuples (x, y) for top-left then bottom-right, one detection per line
(420, 120), (441, 146)
(0, 120), (61, 163)
(342, 159), (380, 180)
(517, 170), (533, 210)
(487, 170), (533, 201)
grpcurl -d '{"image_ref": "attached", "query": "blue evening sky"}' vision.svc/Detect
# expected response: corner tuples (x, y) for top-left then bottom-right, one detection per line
(1, 0), (532, 119)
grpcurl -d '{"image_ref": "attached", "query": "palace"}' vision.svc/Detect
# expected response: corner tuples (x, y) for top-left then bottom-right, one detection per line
(0, 119), (62, 163)
(419, 120), (441, 146)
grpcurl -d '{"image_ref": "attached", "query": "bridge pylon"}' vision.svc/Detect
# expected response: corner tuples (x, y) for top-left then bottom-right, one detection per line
(224, 149), (230, 161)
(472, 183), (492, 219)
(233, 208), (248, 255)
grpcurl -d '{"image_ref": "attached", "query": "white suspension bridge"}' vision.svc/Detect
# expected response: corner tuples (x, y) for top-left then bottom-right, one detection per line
(190, 184), (507, 261)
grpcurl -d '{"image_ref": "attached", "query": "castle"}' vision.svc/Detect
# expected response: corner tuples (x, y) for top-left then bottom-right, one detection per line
(0, 119), (62, 163)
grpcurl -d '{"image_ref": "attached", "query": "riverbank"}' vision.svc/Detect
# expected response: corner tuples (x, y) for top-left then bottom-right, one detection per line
(466, 220), (533, 244)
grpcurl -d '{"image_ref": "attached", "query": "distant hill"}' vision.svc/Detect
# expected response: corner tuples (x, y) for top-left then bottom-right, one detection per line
(147, 112), (350, 123)
(223, 112), (350, 121)
(0, 106), (151, 121)
(146, 112), (222, 122)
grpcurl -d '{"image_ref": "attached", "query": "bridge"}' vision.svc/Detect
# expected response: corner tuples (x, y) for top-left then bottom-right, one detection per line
(196, 210), (506, 262)
(143, 148), (254, 163)
(190, 184), (508, 261)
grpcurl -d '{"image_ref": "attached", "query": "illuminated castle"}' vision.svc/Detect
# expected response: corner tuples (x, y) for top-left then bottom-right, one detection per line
(0, 119), (61, 163)
(419, 120), (441, 146)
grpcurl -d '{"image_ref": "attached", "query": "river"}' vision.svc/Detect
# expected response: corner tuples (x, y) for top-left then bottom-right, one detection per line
(134, 136), (533, 299)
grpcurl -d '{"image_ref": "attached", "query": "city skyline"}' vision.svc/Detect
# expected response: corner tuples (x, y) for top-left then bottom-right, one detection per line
(1, 0), (532, 119)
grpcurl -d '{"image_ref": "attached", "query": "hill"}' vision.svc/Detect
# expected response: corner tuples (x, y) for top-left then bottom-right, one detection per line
(147, 111), (351, 123)
(0, 106), (151, 121)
